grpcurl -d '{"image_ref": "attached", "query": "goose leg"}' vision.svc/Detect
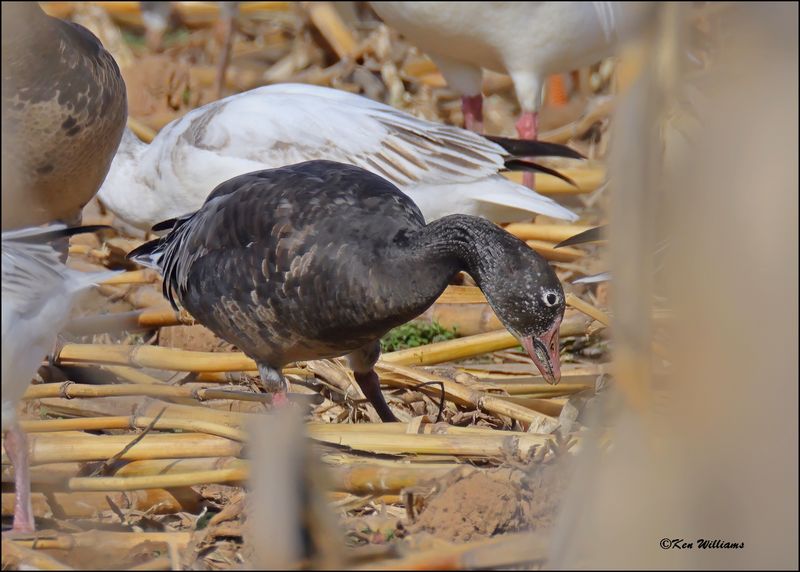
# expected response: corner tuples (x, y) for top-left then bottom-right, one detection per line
(515, 110), (539, 140)
(461, 94), (484, 133)
(213, 2), (239, 99)
(515, 111), (539, 189)
(547, 73), (570, 107)
(3, 425), (34, 533)
(348, 342), (397, 422)
(258, 363), (289, 409)
(428, 54), (483, 132)
(353, 370), (397, 422)
(509, 70), (544, 189)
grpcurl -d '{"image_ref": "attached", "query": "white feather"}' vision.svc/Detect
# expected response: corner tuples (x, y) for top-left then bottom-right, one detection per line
(1, 227), (118, 428)
(573, 272), (611, 284)
(98, 83), (577, 230)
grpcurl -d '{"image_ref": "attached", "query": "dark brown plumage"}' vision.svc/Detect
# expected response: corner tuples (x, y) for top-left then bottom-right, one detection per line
(1, 2), (127, 229)
(131, 161), (566, 421)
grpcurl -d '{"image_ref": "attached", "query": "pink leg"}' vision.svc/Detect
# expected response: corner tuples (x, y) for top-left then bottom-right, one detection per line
(461, 94), (484, 133)
(515, 111), (539, 189)
(258, 363), (291, 411)
(271, 390), (290, 409)
(4, 425), (34, 533)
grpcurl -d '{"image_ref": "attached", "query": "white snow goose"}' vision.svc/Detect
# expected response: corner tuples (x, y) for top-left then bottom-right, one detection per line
(370, 2), (649, 137)
(370, 2), (648, 185)
(98, 83), (584, 232)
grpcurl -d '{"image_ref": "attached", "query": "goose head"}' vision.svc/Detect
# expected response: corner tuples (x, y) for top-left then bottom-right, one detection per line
(471, 229), (565, 384)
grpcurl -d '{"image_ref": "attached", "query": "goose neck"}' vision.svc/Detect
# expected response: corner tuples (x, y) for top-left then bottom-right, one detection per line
(96, 129), (154, 230)
(411, 214), (509, 286)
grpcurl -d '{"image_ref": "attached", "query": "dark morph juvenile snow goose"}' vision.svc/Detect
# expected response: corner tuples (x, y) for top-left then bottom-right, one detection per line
(2, 225), (118, 533)
(130, 161), (566, 422)
(1, 1), (127, 230)
(98, 83), (583, 232)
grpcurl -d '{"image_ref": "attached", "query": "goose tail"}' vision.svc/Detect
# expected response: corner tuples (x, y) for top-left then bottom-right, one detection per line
(473, 180), (579, 222)
(127, 238), (165, 270)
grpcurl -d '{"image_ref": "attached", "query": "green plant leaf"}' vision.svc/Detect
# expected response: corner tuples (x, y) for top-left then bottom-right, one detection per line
(380, 321), (458, 352)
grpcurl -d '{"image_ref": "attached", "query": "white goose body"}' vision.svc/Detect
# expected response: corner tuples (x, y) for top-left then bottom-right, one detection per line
(371, 2), (648, 112)
(98, 83), (579, 231)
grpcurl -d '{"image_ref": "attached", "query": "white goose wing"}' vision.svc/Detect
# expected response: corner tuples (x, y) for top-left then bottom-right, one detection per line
(1, 226), (117, 426)
(149, 83), (576, 222)
(2, 226), (70, 313)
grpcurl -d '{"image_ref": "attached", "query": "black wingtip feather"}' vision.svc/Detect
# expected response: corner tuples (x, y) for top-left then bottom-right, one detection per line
(127, 238), (162, 263)
(485, 135), (586, 160)
(151, 218), (178, 232)
(151, 211), (197, 233)
(555, 225), (607, 248)
(503, 159), (578, 187)
(9, 225), (113, 244)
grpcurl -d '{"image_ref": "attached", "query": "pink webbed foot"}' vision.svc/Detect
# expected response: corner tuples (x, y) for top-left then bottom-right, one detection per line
(461, 94), (484, 133)
(258, 363), (291, 412)
(515, 111), (540, 189)
(3, 425), (35, 533)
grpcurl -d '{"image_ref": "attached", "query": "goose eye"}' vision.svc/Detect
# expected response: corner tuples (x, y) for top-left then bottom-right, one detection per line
(543, 292), (559, 307)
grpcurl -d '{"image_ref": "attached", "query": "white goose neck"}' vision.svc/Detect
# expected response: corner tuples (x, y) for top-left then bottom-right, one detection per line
(97, 128), (155, 231)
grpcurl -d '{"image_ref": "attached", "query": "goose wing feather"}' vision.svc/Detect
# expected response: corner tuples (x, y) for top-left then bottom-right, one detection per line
(139, 162), (426, 364)
(2, 226), (119, 425)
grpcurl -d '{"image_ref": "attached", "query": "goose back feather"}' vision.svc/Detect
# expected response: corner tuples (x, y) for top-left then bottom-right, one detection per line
(1, 2), (127, 230)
